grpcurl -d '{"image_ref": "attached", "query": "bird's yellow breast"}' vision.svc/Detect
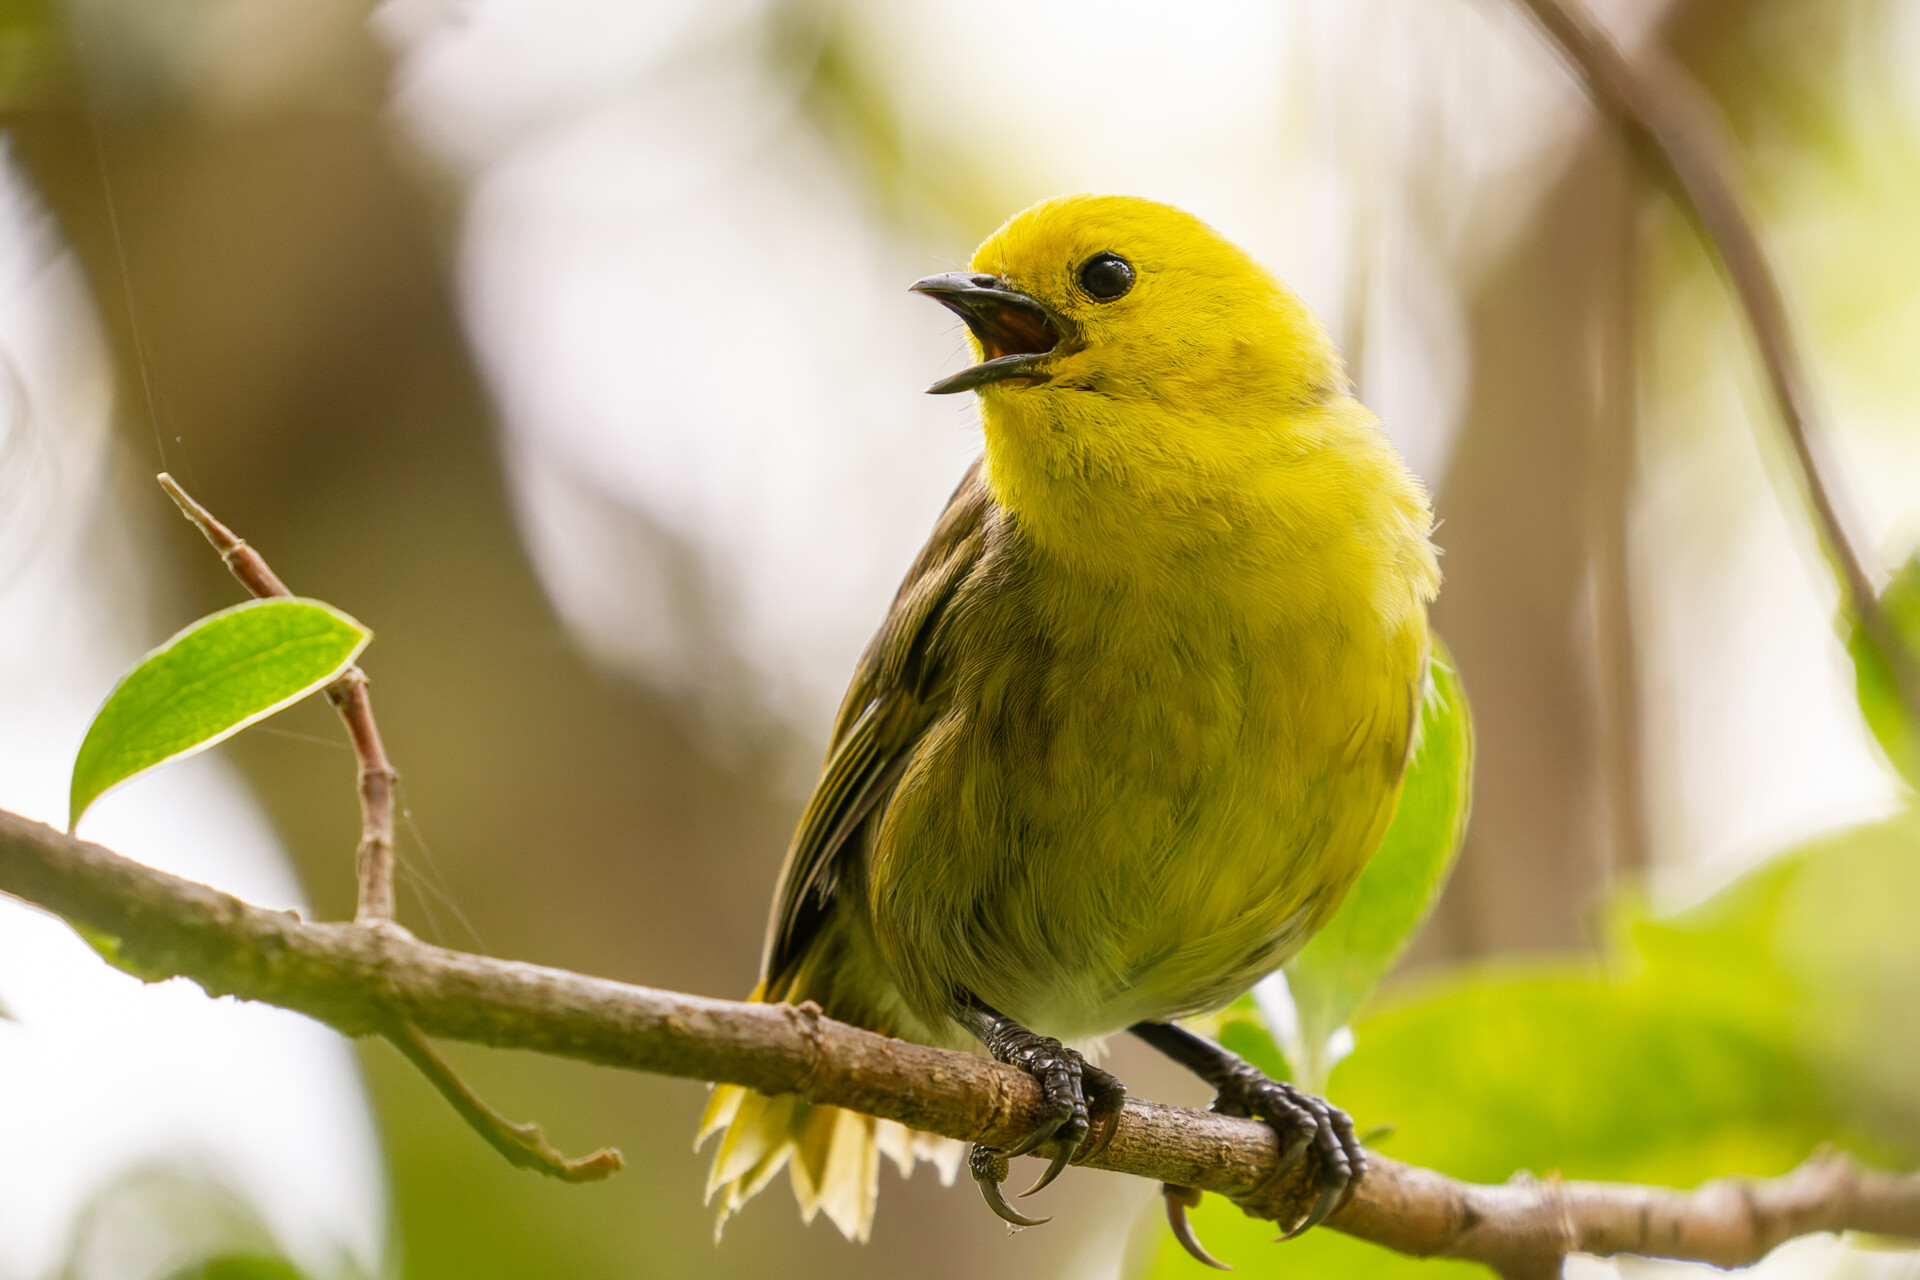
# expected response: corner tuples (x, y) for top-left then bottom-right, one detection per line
(866, 396), (1432, 1040)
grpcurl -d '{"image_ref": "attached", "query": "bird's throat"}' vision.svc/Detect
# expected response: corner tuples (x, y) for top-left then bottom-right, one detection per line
(978, 395), (1240, 576)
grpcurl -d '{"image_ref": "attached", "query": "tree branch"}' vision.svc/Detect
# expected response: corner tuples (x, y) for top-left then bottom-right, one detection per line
(1507, 0), (1920, 736)
(155, 472), (618, 1182)
(3, 807), (1913, 1277)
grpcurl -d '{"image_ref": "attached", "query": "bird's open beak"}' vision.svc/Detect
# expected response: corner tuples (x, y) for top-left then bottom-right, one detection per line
(910, 273), (1061, 395)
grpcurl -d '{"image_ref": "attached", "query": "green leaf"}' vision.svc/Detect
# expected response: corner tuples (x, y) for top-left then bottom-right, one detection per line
(1281, 638), (1473, 1086)
(1849, 551), (1920, 789)
(69, 598), (369, 831)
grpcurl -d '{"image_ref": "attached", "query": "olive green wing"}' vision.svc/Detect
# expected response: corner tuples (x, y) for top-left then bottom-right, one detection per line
(761, 459), (991, 989)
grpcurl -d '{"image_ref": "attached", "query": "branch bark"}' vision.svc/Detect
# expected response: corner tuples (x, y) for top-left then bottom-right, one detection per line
(4, 806), (1914, 1278)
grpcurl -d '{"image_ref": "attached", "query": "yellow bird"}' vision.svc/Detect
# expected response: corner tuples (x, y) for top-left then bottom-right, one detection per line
(700, 194), (1439, 1258)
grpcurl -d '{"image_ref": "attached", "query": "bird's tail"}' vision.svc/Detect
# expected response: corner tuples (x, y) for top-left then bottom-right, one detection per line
(696, 982), (964, 1241)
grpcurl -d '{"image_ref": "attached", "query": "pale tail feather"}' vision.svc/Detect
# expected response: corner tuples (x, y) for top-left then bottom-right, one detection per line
(699, 1083), (963, 1241)
(911, 1128), (966, 1185)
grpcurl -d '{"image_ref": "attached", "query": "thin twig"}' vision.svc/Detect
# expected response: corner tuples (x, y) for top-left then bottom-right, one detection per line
(155, 473), (616, 1182)
(3, 808), (1915, 1275)
(1507, 0), (1920, 739)
(328, 669), (398, 926)
(158, 473), (396, 923)
(386, 1020), (623, 1182)
(156, 473), (291, 599)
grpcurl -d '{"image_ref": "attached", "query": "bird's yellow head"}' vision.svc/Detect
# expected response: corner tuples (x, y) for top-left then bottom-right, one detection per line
(912, 195), (1354, 558)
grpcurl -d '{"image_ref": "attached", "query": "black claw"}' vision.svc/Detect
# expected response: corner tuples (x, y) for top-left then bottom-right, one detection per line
(1020, 1143), (1074, 1198)
(1003, 1109), (1067, 1159)
(971, 1144), (1050, 1227)
(978, 1176), (1052, 1228)
(1165, 1185), (1233, 1271)
(1281, 1182), (1344, 1240)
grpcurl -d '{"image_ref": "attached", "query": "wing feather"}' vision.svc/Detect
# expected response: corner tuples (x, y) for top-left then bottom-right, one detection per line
(762, 459), (991, 988)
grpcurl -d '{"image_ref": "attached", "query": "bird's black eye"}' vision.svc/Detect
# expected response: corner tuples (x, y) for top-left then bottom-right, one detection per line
(1078, 252), (1134, 301)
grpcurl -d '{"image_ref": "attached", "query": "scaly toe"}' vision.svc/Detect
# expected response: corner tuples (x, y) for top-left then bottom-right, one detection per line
(1332, 1112), (1369, 1215)
(990, 1027), (1100, 1171)
(1219, 1071), (1368, 1239)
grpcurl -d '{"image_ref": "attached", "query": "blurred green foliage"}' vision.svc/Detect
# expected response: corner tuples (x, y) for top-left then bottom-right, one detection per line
(48, 1164), (367, 1280)
(161, 1261), (308, 1280)
(1141, 809), (1920, 1277)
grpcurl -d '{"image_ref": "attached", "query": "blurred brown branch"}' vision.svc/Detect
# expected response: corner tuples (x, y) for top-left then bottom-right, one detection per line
(156, 472), (620, 1183)
(3, 807), (1914, 1278)
(1509, 0), (1920, 733)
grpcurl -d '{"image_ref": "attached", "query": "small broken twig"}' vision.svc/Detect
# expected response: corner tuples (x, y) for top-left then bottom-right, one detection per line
(156, 472), (619, 1183)
(386, 1020), (623, 1182)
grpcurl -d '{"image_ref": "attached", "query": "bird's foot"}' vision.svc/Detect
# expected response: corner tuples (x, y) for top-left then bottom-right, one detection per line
(966, 1022), (1124, 1227)
(1214, 1063), (1366, 1238)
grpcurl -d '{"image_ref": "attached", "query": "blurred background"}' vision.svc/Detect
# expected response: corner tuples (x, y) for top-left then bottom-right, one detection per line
(1, 0), (1918, 1277)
